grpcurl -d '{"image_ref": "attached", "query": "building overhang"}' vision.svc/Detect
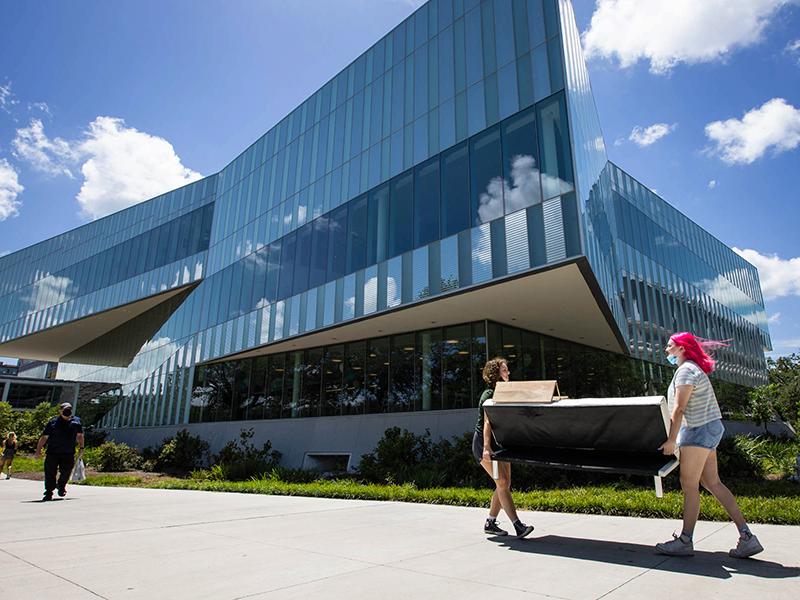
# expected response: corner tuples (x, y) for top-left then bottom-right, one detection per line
(216, 257), (627, 364)
(0, 283), (197, 365)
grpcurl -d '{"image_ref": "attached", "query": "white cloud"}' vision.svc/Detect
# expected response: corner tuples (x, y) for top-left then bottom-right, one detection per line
(734, 247), (800, 300)
(768, 312), (781, 325)
(707, 179), (717, 189)
(12, 118), (76, 177)
(582, 0), (790, 74)
(12, 116), (202, 219)
(0, 81), (19, 115)
(76, 116), (202, 219)
(705, 98), (800, 164)
(28, 101), (51, 116)
(0, 159), (24, 221)
(787, 38), (800, 63)
(629, 123), (676, 147)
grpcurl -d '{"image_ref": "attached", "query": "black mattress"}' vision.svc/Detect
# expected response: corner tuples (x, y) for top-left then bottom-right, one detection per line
(483, 396), (677, 477)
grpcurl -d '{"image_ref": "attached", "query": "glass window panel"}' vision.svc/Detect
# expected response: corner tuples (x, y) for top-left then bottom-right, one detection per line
(387, 255), (402, 307)
(284, 351), (303, 417)
(480, 0), (497, 75)
(527, 0), (546, 48)
(298, 348), (321, 418)
(367, 183), (389, 264)
(388, 172), (413, 257)
(346, 195), (368, 274)
(441, 141), (470, 237)
(417, 328), (442, 410)
(342, 341), (367, 415)
(454, 17), (466, 92)
(343, 273), (356, 321)
(497, 61), (519, 120)
(464, 6), (483, 86)
(365, 337), (389, 413)
(547, 36), (565, 91)
(537, 93), (574, 199)
(466, 81), (486, 135)
(321, 344), (344, 416)
(277, 230), (296, 300)
(532, 43), (551, 101)
(442, 323), (472, 409)
(502, 106), (541, 212)
(309, 216), (329, 288)
(327, 204), (348, 281)
(364, 264), (379, 314)
(484, 72), (499, 126)
(470, 125), (503, 225)
(389, 333), (417, 412)
(414, 157), (440, 248)
(413, 114), (428, 164)
(439, 97), (456, 149)
(471, 222), (492, 283)
(293, 223), (312, 296)
(265, 240), (281, 303)
(232, 360), (252, 421)
(440, 233), (460, 291)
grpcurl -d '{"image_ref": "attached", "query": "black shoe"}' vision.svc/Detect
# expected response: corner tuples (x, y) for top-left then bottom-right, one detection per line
(57, 487), (67, 497)
(42, 492), (53, 501)
(484, 519), (508, 536)
(514, 521), (534, 539)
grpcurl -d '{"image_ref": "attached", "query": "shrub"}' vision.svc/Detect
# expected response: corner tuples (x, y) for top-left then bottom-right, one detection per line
(154, 429), (210, 472)
(189, 464), (227, 481)
(88, 441), (143, 472)
(358, 427), (435, 485)
(214, 429), (282, 481)
(715, 436), (765, 479)
(267, 466), (323, 484)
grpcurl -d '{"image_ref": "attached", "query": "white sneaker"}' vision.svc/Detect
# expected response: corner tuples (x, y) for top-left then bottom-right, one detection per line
(729, 533), (763, 558)
(655, 533), (694, 556)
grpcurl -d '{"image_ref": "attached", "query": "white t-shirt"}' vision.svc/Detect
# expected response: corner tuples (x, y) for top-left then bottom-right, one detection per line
(667, 360), (722, 428)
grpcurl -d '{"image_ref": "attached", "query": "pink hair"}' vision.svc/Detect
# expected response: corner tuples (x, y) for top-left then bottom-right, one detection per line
(669, 332), (729, 374)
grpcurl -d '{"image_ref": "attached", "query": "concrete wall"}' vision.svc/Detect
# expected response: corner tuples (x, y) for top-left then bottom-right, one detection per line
(107, 409), (476, 469)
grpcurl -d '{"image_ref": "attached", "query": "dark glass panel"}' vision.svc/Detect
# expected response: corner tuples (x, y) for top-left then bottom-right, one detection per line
(367, 183), (389, 264)
(413, 157), (441, 248)
(346, 195), (368, 273)
(265, 354), (285, 419)
(440, 142), (470, 238)
(471, 321), (487, 406)
(204, 361), (234, 422)
(536, 92), (574, 199)
(469, 125), (503, 225)
(365, 337), (389, 413)
(342, 341), (367, 415)
(441, 324), (472, 409)
(327, 204), (349, 281)
(265, 240), (281, 303)
(277, 230), (296, 300)
(293, 222), (312, 295)
(388, 172), (413, 257)
(232, 360), (252, 421)
(247, 356), (268, 420)
(389, 333), (417, 412)
(299, 348), (322, 418)
(322, 344), (344, 416)
(501, 106), (541, 212)
(310, 216), (330, 288)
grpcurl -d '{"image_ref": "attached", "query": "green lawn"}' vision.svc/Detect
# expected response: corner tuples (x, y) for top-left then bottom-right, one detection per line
(78, 475), (800, 525)
(4, 454), (43, 473)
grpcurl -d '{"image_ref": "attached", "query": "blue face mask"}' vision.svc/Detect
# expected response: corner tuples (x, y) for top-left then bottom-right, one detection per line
(667, 355), (678, 365)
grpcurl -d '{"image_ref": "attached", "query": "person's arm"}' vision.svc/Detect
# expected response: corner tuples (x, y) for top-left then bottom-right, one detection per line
(34, 435), (48, 459)
(660, 384), (692, 455)
(482, 414), (493, 460)
(76, 433), (85, 458)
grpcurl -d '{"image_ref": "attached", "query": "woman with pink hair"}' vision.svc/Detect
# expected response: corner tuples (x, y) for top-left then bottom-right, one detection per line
(655, 332), (763, 558)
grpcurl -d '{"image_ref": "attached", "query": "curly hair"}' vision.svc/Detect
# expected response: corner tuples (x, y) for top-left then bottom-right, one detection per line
(482, 357), (507, 389)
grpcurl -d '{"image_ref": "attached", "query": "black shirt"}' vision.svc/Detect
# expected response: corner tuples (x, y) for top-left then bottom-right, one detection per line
(42, 416), (83, 454)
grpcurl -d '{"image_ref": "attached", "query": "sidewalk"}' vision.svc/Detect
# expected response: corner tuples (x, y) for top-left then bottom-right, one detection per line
(1, 478), (798, 599)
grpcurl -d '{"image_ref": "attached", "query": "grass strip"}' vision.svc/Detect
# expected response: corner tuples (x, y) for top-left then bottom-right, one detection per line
(79, 475), (800, 525)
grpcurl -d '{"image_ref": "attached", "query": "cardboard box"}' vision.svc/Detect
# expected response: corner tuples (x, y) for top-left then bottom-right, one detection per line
(492, 380), (566, 403)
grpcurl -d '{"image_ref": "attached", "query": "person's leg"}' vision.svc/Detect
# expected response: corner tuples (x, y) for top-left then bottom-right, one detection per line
(677, 446), (712, 537)
(700, 450), (746, 529)
(43, 453), (57, 497)
(0, 458), (7, 477)
(480, 459), (518, 521)
(4, 458), (11, 478)
(56, 453), (75, 495)
(489, 490), (501, 518)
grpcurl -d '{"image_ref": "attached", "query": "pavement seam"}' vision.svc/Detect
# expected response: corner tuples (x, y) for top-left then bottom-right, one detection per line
(0, 547), (110, 599)
(229, 564), (382, 600)
(593, 522), (731, 600)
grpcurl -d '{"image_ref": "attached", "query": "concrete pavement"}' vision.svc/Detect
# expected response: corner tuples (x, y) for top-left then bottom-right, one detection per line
(0, 478), (798, 599)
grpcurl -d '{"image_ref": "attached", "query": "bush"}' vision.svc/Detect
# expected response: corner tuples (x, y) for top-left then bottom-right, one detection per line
(152, 429), (210, 472)
(189, 464), (227, 482)
(87, 441), (143, 472)
(715, 436), (766, 479)
(214, 429), (282, 481)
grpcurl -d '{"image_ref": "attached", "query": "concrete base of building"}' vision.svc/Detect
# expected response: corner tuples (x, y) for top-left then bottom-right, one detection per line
(107, 408), (476, 469)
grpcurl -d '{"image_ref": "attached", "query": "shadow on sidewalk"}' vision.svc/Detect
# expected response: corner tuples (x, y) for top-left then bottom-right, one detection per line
(490, 534), (800, 580)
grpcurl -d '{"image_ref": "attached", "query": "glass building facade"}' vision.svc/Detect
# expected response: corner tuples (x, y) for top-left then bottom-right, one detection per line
(0, 0), (769, 436)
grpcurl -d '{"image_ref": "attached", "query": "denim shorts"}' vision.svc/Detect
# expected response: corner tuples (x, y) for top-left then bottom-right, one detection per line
(678, 419), (724, 449)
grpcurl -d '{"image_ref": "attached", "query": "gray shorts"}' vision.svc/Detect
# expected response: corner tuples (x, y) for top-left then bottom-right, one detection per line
(678, 419), (724, 449)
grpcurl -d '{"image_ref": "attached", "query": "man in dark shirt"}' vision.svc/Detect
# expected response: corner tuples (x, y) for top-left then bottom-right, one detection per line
(34, 402), (84, 501)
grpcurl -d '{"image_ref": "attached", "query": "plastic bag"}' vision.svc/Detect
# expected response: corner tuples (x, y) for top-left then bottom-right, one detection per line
(72, 459), (86, 482)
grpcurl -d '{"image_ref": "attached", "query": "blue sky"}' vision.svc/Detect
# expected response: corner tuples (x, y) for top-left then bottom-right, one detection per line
(0, 0), (798, 362)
